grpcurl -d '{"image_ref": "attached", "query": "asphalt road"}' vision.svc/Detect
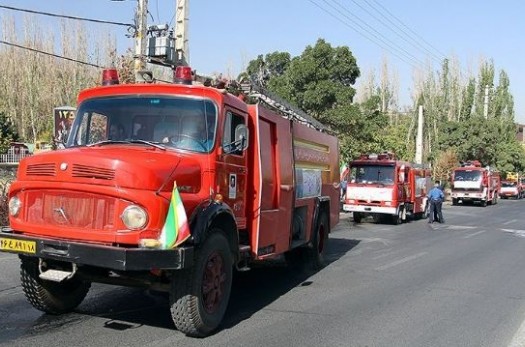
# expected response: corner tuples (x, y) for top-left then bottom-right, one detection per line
(2, 199), (525, 346)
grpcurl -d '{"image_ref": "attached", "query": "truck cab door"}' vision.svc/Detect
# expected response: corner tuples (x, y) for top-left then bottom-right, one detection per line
(217, 109), (248, 229)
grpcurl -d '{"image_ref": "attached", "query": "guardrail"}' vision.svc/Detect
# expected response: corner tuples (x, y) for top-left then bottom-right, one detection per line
(0, 151), (32, 164)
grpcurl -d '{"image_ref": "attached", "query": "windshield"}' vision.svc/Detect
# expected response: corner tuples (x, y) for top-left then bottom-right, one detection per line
(502, 182), (517, 188)
(67, 96), (217, 153)
(351, 165), (395, 185)
(454, 170), (482, 182)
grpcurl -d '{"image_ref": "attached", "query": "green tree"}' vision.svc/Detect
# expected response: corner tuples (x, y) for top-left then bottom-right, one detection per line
(0, 112), (19, 153)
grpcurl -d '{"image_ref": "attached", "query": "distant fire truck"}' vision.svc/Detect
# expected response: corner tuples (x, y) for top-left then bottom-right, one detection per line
(500, 172), (523, 199)
(500, 180), (522, 199)
(342, 152), (432, 224)
(450, 160), (500, 206)
(0, 66), (340, 337)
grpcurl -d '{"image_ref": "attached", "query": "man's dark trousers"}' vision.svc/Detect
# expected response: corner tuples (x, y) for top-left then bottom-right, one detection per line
(429, 200), (444, 223)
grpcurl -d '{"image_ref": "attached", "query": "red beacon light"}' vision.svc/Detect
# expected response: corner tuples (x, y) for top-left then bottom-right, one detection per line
(101, 68), (119, 86)
(173, 66), (193, 85)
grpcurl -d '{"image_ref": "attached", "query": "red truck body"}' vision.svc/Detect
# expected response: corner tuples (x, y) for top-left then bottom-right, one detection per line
(450, 160), (500, 206)
(0, 68), (339, 336)
(342, 152), (432, 224)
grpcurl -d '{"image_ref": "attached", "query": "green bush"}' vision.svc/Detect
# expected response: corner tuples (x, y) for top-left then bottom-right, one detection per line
(0, 183), (8, 226)
(0, 169), (16, 226)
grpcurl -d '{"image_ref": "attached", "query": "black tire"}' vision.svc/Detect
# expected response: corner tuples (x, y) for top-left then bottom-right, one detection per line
(392, 208), (403, 225)
(20, 257), (90, 314)
(353, 212), (362, 223)
(452, 198), (458, 206)
(305, 212), (329, 270)
(481, 199), (487, 207)
(169, 231), (233, 337)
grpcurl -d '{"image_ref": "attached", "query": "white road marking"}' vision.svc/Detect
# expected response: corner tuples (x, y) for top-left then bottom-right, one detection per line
(507, 315), (525, 347)
(359, 237), (391, 246)
(463, 230), (486, 239)
(503, 219), (518, 225)
(445, 225), (478, 230)
(502, 229), (525, 237)
(375, 252), (427, 271)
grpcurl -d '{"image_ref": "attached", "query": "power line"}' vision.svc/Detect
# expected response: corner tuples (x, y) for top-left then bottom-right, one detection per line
(0, 40), (103, 68)
(0, 5), (133, 27)
(350, 0), (444, 63)
(324, 0), (426, 66)
(367, 0), (447, 59)
(309, 0), (423, 68)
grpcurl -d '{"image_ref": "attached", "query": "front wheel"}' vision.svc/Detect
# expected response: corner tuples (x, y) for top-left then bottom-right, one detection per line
(170, 231), (233, 337)
(353, 212), (362, 223)
(20, 257), (91, 314)
(392, 207), (403, 225)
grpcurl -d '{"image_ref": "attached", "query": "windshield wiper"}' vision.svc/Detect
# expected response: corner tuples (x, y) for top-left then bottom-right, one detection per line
(127, 140), (166, 150)
(88, 140), (166, 150)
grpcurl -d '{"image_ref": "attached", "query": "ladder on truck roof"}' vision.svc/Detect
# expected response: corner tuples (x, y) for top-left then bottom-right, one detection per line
(240, 80), (328, 133)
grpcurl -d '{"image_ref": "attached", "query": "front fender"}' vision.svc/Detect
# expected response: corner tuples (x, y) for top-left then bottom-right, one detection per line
(189, 201), (237, 246)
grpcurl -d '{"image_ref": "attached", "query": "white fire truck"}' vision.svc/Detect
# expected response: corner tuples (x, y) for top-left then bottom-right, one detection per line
(342, 153), (432, 224)
(450, 160), (500, 206)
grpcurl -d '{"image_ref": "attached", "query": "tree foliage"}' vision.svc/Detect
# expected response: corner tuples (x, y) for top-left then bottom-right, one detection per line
(0, 15), (116, 144)
(0, 112), (19, 154)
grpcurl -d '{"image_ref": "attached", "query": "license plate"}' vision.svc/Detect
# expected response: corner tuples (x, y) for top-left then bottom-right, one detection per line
(464, 193), (469, 196)
(0, 238), (36, 254)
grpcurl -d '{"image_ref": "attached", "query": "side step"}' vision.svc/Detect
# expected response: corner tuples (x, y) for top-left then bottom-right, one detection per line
(39, 269), (74, 282)
(237, 244), (251, 272)
(38, 260), (77, 282)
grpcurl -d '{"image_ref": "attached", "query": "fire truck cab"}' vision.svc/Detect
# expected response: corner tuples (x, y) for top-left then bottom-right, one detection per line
(450, 160), (500, 206)
(0, 67), (340, 337)
(342, 152), (431, 224)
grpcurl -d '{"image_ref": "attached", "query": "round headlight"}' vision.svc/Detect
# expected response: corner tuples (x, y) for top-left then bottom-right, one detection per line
(8, 196), (21, 217)
(121, 205), (148, 230)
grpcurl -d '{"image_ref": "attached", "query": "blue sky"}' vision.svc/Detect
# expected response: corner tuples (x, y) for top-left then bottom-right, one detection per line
(2, 0), (525, 121)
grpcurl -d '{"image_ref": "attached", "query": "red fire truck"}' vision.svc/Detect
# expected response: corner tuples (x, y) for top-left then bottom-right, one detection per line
(0, 67), (340, 337)
(342, 153), (432, 224)
(450, 160), (500, 206)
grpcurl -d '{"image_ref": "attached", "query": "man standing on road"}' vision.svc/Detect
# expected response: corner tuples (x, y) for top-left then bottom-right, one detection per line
(428, 182), (445, 224)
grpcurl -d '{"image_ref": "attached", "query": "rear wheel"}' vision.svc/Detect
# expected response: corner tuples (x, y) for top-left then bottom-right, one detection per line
(305, 212), (329, 270)
(452, 198), (458, 206)
(170, 231), (233, 337)
(20, 257), (91, 314)
(353, 212), (362, 223)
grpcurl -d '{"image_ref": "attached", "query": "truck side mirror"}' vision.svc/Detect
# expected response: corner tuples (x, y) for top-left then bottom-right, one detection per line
(234, 124), (249, 151)
(222, 124), (249, 154)
(399, 165), (405, 182)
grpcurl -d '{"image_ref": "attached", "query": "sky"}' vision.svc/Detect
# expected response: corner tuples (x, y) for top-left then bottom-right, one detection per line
(1, 0), (525, 122)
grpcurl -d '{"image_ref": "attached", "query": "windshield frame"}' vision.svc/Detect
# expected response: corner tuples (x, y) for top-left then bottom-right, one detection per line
(67, 94), (219, 154)
(453, 170), (482, 182)
(350, 164), (396, 186)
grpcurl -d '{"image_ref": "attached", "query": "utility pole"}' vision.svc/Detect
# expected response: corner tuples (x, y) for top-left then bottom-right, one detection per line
(483, 84), (489, 119)
(134, 0), (148, 78)
(175, 0), (189, 66)
(415, 105), (424, 164)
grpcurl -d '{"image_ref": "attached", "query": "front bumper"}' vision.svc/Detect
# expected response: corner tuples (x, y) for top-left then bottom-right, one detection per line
(0, 227), (193, 271)
(342, 204), (397, 214)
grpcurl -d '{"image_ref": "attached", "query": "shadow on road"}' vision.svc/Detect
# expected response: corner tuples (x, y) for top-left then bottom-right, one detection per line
(1, 237), (360, 341)
(221, 237), (360, 331)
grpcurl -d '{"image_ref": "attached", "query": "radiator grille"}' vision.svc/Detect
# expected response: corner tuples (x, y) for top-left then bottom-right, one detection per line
(25, 191), (116, 230)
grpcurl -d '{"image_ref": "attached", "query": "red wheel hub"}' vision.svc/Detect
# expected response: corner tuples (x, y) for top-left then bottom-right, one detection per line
(202, 251), (226, 314)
